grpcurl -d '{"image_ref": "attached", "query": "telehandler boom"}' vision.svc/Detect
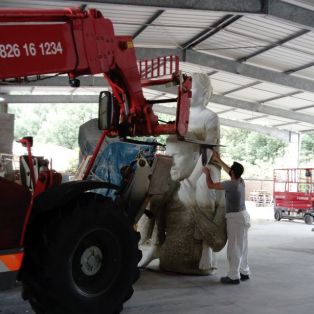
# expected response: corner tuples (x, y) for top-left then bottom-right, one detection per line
(0, 6), (191, 314)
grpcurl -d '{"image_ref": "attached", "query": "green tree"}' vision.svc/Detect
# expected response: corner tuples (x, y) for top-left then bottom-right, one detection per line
(220, 126), (288, 179)
(220, 127), (249, 162)
(300, 132), (314, 164)
(246, 132), (286, 165)
(220, 126), (287, 165)
(9, 103), (97, 149)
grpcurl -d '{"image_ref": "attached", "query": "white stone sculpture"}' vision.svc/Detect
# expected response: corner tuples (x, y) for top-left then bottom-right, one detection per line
(187, 72), (220, 145)
(138, 73), (226, 275)
(183, 72), (225, 271)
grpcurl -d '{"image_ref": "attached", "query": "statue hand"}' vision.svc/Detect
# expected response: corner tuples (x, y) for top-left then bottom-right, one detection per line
(138, 245), (160, 268)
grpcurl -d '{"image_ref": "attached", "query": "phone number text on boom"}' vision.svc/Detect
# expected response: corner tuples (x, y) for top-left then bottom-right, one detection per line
(0, 42), (63, 59)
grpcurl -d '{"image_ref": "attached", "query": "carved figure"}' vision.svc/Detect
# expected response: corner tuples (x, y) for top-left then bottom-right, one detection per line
(138, 73), (226, 275)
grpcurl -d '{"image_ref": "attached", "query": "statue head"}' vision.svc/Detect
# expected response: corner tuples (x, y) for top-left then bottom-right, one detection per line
(191, 73), (213, 108)
(166, 135), (199, 181)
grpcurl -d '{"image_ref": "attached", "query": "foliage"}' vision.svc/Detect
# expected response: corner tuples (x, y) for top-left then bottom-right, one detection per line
(9, 103), (98, 150)
(220, 126), (287, 166)
(9, 104), (310, 179)
(300, 132), (314, 165)
(220, 126), (288, 179)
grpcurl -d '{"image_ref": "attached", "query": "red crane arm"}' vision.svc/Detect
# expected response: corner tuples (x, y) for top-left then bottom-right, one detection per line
(0, 7), (191, 137)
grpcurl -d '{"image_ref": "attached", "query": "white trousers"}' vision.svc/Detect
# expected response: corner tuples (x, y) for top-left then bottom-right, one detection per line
(226, 210), (250, 280)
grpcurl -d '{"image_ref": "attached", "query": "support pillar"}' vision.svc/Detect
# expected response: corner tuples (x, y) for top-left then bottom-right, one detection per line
(282, 132), (300, 168)
(0, 101), (14, 154)
(0, 101), (16, 290)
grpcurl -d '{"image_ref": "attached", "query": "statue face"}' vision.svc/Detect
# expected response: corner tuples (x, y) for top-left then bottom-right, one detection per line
(166, 141), (197, 181)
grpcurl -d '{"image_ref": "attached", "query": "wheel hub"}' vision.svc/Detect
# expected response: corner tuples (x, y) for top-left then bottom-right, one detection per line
(80, 246), (103, 276)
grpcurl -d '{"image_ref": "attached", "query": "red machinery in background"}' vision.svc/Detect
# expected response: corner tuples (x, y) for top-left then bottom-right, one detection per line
(273, 168), (314, 224)
(0, 6), (192, 314)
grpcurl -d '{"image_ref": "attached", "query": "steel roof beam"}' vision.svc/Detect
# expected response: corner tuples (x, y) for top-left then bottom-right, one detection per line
(301, 128), (314, 133)
(244, 114), (268, 121)
(66, 0), (265, 14)
(66, 0), (314, 30)
(4, 93), (313, 125)
(211, 94), (314, 124)
(136, 47), (314, 93)
(261, 91), (304, 103)
(14, 47), (314, 95)
(219, 117), (292, 142)
(4, 1), (314, 31)
(268, 0), (314, 30)
(2, 88), (294, 139)
(285, 61), (314, 74)
(182, 15), (242, 50)
(275, 121), (297, 127)
(238, 29), (310, 63)
(186, 49), (314, 93)
(133, 9), (164, 39)
(3, 95), (99, 103)
(293, 104), (314, 111)
(152, 103), (292, 142)
(221, 81), (262, 96)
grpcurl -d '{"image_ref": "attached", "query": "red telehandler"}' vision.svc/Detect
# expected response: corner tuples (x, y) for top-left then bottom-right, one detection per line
(0, 6), (191, 314)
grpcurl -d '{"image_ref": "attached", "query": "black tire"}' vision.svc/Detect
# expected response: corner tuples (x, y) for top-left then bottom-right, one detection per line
(274, 210), (282, 221)
(21, 193), (141, 314)
(304, 214), (314, 225)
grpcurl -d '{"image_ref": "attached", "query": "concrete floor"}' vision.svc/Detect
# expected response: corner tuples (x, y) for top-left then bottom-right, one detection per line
(1, 205), (314, 314)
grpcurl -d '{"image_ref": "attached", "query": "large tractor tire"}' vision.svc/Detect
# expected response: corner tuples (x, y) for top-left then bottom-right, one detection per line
(21, 193), (141, 314)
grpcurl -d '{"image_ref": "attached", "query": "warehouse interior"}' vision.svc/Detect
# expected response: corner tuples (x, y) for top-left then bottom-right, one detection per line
(0, 1), (314, 314)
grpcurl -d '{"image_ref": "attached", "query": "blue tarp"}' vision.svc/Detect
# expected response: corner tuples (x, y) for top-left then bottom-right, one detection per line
(90, 141), (156, 198)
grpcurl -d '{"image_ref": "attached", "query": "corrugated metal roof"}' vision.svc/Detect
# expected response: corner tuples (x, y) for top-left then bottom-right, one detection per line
(0, 0), (313, 134)
(226, 88), (277, 102)
(248, 46), (314, 72)
(284, 32), (314, 55)
(195, 31), (267, 60)
(180, 62), (213, 74)
(266, 95), (314, 110)
(254, 83), (297, 94)
(226, 15), (302, 42)
(292, 67), (314, 81)
(154, 10), (226, 28)
(297, 107), (314, 115)
(219, 109), (252, 120)
(135, 25), (203, 48)
(210, 71), (256, 85)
